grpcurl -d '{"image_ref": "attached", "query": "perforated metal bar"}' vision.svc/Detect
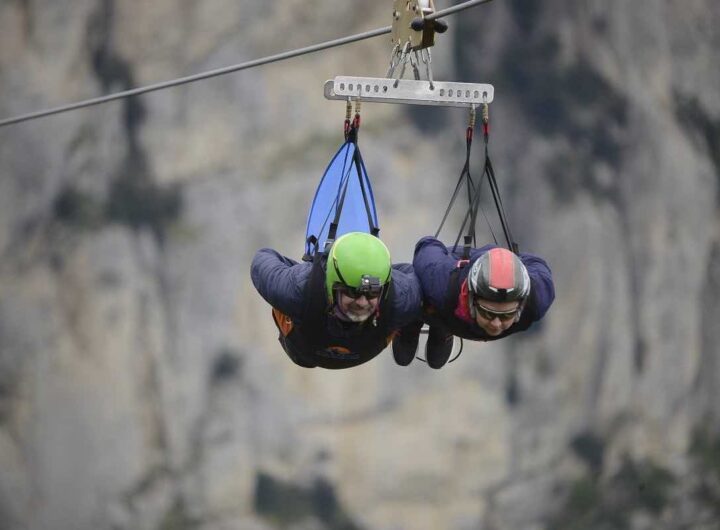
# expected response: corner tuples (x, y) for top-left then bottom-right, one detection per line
(324, 76), (494, 107)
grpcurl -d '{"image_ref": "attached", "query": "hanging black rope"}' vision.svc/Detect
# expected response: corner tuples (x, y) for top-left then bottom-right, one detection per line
(460, 141), (516, 253)
(434, 116), (475, 243)
(434, 106), (489, 257)
(481, 102), (518, 253)
(435, 103), (519, 257)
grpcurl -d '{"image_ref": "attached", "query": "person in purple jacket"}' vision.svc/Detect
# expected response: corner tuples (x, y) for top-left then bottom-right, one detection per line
(251, 232), (423, 369)
(392, 236), (555, 369)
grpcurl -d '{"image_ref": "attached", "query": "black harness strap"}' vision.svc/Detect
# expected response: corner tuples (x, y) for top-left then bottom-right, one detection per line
(435, 104), (519, 256)
(351, 140), (380, 237)
(435, 120), (476, 244)
(482, 140), (518, 253)
(325, 119), (379, 251)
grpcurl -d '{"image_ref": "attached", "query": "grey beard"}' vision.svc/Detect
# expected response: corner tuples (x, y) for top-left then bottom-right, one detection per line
(333, 305), (372, 323)
(345, 310), (371, 323)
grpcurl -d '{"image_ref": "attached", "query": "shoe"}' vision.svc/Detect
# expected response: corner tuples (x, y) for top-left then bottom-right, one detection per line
(392, 324), (421, 366)
(425, 326), (454, 369)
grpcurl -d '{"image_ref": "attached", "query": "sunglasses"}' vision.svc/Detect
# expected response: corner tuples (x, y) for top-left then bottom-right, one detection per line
(474, 302), (519, 322)
(336, 275), (383, 300)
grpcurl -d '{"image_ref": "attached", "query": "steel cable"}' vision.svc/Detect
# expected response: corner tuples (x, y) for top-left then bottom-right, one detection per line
(0, 0), (493, 128)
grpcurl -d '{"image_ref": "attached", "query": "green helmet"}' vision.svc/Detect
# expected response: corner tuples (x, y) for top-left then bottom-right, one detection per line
(325, 232), (392, 300)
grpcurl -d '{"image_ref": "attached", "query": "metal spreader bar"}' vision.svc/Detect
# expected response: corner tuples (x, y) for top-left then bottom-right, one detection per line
(324, 76), (494, 108)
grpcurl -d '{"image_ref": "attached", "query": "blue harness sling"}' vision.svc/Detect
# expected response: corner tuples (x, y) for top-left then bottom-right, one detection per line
(304, 101), (379, 260)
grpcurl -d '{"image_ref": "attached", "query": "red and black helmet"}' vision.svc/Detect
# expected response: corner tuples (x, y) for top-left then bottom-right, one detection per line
(467, 247), (530, 303)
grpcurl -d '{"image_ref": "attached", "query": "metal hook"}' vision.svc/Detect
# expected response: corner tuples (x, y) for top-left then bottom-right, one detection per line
(410, 51), (422, 81)
(393, 42), (411, 87)
(386, 43), (401, 78)
(422, 48), (434, 90)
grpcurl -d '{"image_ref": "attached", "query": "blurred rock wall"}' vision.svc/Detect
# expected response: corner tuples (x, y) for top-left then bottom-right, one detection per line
(0, 1), (718, 529)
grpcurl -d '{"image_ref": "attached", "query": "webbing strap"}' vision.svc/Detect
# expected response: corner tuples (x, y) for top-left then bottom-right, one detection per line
(352, 145), (380, 237)
(434, 128), (474, 243)
(326, 173), (351, 246)
(481, 140), (517, 253)
(435, 109), (519, 256)
(325, 123), (379, 251)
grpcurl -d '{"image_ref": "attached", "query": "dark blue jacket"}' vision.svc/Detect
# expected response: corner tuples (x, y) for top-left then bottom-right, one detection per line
(251, 248), (423, 367)
(412, 236), (555, 340)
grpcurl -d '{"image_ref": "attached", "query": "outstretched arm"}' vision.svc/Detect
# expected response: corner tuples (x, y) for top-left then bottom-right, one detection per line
(389, 263), (424, 328)
(412, 236), (459, 309)
(250, 249), (312, 319)
(518, 253), (555, 325)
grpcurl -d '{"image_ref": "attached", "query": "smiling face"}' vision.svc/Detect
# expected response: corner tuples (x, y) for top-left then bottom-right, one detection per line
(336, 291), (380, 322)
(473, 298), (521, 336)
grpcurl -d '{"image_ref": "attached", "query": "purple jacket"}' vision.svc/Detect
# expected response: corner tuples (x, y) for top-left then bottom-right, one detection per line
(412, 236), (555, 340)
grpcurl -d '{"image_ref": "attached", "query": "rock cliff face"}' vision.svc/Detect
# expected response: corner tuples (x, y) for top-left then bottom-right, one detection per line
(1, 1), (719, 529)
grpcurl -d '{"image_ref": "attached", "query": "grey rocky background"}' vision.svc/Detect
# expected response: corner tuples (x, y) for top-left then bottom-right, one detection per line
(1, 1), (719, 529)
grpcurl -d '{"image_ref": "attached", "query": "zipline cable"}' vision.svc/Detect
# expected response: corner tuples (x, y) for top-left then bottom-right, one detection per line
(0, 0), (494, 128)
(0, 28), (387, 128)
